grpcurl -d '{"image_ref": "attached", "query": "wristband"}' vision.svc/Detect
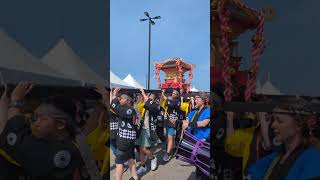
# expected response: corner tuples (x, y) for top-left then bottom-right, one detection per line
(9, 100), (23, 108)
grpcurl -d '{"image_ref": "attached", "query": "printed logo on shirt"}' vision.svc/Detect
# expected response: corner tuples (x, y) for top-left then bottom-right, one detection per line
(112, 103), (116, 108)
(216, 128), (224, 140)
(126, 109), (132, 115)
(121, 121), (126, 127)
(127, 123), (132, 129)
(7, 132), (17, 146)
(53, 150), (71, 168)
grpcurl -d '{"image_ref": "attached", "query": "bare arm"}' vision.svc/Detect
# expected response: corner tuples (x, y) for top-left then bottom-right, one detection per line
(0, 85), (8, 134)
(161, 89), (167, 100)
(226, 111), (235, 137)
(112, 88), (120, 100)
(182, 118), (210, 129)
(110, 90), (113, 103)
(257, 112), (271, 150)
(197, 118), (210, 127)
(190, 97), (195, 109)
(8, 82), (34, 120)
(140, 89), (148, 102)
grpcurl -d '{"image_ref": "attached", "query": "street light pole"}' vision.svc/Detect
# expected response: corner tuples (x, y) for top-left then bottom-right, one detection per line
(140, 12), (161, 90)
(148, 19), (151, 90)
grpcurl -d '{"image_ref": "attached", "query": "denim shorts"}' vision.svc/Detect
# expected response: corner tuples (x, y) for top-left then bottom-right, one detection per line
(165, 126), (176, 136)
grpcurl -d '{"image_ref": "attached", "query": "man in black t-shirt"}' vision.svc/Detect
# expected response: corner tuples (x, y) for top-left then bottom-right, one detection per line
(110, 93), (138, 180)
(0, 82), (90, 180)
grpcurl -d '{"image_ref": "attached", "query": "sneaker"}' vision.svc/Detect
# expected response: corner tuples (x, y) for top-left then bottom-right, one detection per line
(163, 152), (169, 162)
(151, 157), (157, 171)
(136, 166), (147, 175)
(131, 176), (139, 180)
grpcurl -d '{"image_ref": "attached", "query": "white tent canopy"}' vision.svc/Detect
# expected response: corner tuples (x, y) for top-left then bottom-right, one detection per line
(0, 29), (81, 85)
(41, 39), (105, 85)
(123, 74), (145, 89)
(0, 29), (69, 79)
(259, 73), (283, 95)
(110, 71), (133, 88)
(260, 81), (283, 95)
(190, 85), (198, 92)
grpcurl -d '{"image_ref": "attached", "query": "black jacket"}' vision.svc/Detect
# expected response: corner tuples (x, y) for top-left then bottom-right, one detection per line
(111, 99), (137, 151)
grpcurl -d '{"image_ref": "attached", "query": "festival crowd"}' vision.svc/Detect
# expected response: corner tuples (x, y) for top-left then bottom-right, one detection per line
(109, 88), (211, 180)
(211, 92), (320, 180)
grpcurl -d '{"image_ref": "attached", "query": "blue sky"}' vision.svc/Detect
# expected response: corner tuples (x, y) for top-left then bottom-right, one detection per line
(237, 0), (320, 96)
(110, 0), (210, 91)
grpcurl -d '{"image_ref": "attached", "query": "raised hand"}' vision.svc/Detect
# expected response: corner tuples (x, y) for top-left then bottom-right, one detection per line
(161, 89), (167, 100)
(114, 88), (121, 96)
(95, 85), (109, 103)
(11, 82), (34, 102)
(257, 112), (271, 150)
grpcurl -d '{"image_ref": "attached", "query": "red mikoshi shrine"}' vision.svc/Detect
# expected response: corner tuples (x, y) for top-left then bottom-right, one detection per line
(154, 58), (194, 94)
(211, 0), (266, 101)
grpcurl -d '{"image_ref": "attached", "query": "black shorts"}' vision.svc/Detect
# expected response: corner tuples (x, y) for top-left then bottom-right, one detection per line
(115, 148), (134, 164)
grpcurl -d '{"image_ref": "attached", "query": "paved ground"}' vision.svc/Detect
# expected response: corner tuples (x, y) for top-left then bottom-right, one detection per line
(110, 143), (199, 180)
